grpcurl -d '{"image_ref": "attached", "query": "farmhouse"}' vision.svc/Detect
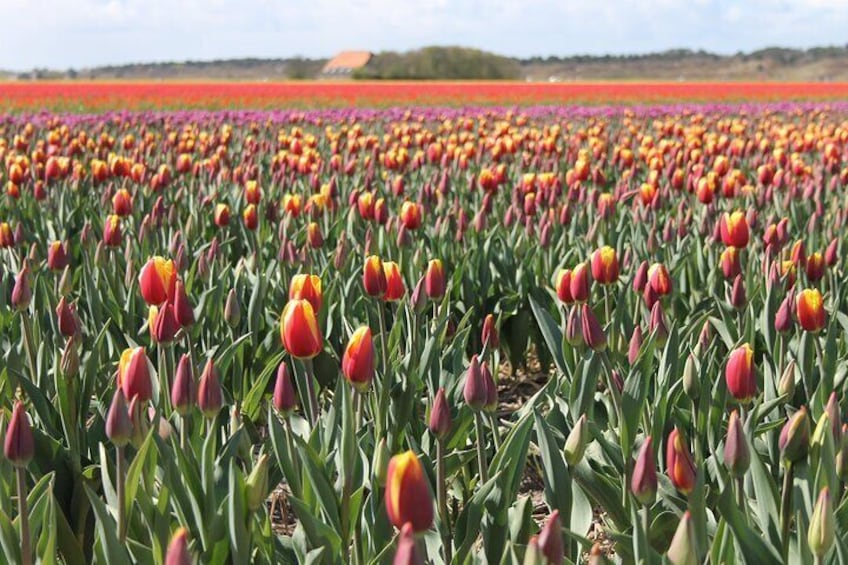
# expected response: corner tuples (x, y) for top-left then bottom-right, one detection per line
(321, 51), (372, 78)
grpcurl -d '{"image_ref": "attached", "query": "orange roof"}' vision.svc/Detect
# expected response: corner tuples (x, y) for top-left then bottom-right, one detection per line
(323, 51), (372, 73)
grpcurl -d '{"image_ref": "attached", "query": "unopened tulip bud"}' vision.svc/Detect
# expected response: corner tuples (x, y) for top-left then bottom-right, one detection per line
(779, 406), (810, 464)
(429, 387), (452, 438)
(778, 361), (796, 399)
(566, 305), (583, 346)
(273, 363), (297, 416)
(796, 288), (826, 333)
(570, 262), (591, 302)
(724, 410), (750, 477)
(632, 260), (649, 293)
(836, 424), (848, 480)
(730, 275), (746, 310)
(128, 396), (148, 449)
(648, 301), (668, 346)
(411, 276), (428, 314)
(825, 392), (842, 444)
(628, 326), (643, 365)
(171, 354), (195, 415)
(631, 436), (657, 505)
(581, 304), (607, 351)
(106, 389), (133, 447)
(482, 314), (499, 350)
(245, 453), (271, 511)
(197, 359), (223, 419)
(666, 511), (698, 565)
(425, 259), (446, 299)
(463, 355), (487, 411)
(373, 437), (391, 487)
(224, 289), (241, 328)
(61, 340), (80, 378)
(11, 263), (32, 311)
(173, 280), (194, 327)
(536, 510), (563, 565)
(118, 347), (152, 402)
(774, 291), (795, 333)
(153, 301), (180, 343)
(58, 265), (73, 296)
(808, 487), (835, 558)
(564, 414), (589, 466)
(4, 401), (34, 467)
(683, 353), (699, 401)
(342, 327), (375, 392)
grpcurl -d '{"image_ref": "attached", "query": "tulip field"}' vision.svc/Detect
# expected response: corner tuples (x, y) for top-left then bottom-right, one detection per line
(3, 93), (848, 564)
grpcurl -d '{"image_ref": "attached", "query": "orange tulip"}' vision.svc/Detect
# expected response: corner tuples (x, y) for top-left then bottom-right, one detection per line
(666, 427), (696, 495)
(138, 256), (177, 305)
(719, 211), (750, 248)
(0, 222), (13, 248)
(590, 246), (619, 285)
(282, 193), (302, 217)
(797, 288), (826, 333)
(214, 203), (230, 227)
(569, 262), (591, 302)
(112, 188), (133, 216)
(103, 214), (122, 247)
(289, 274), (322, 313)
(399, 201), (422, 230)
(280, 299), (323, 359)
(385, 450), (434, 532)
(342, 326), (375, 391)
(383, 261), (405, 301)
(242, 204), (258, 231)
(425, 259), (446, 299)
(555, 269), (573, 303)
(806, 252), (826, 283)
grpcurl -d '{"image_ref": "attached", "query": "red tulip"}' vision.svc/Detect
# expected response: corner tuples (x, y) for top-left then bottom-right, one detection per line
(555, 269), (574, 303)
(4, 401), (34, 467)
(399, 201), (422, 230)
(112, 188), (133, 216)
(726, 343), (756, 404)
(280, 299), (323, 359)
(481, 314), (499, 349)
(342, 327), (375, 392)
(648, 263), (672, 296)
(720, 247), (741, 279)
(425, 259), (446, 299)
(164, 527), (191, 565)
(242, 204), (258, 231)
(570, 262), (591, 302)
(0, 222), (14, 248)
(385, 450), (434, 532)
(171, 354), (195, 415)
(581, 304), (607, 351)
(429, 387), (452, 438)
(631, 436), (657, 504)
(383, 261), (405, 302)
(103, 214), (122, 247)
(289, 274), (322, 313)
(197, 359), (223, 419)
(47, 240), (69, 271)
(590, 246), (619, 285)
(118, 347), (152, 402)
(806, 252), (826, 283)
(173, 280), (194, 327)
(537, 510), (563, 565)
(138, 256), (177, 305)
(796, 288), (826, 333)
(214, 203), (230, 227)
(56, 297), (80, 339)
(153, 301), (180, 343)
(463, 355), (487, 410)
(363, 255), (388, 298)
(273, 362), (298, 416)
(719, 211), (750, 248)
(106, 388), (132, 447)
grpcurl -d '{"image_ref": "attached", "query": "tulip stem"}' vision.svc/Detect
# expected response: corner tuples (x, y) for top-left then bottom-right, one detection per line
(179, 415), (187, 451)
(780, 463), (794, 561)
(813, 336), (826, 383)
(488, 412), (501, 451)
(16, 467), (31, 565)
(20, 314), (38, 387)
(437, 438), (452, 563)
(117, 445), (126, 543)
(474, 411), (489, 484)
(736, 475), (746, 513)
(303, 358), (320, 426)
(377, 304), (390, 437)
(641, 504), (650, 545)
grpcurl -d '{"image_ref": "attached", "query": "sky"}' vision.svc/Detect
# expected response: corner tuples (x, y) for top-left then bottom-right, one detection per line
(1, 0), (847, 71)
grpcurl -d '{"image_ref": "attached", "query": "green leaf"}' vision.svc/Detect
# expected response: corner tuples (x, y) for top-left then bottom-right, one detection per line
(716, 486), (782, 565)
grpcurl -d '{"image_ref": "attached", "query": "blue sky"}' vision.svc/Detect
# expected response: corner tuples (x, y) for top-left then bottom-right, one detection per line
(1, 0), (847, 70)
